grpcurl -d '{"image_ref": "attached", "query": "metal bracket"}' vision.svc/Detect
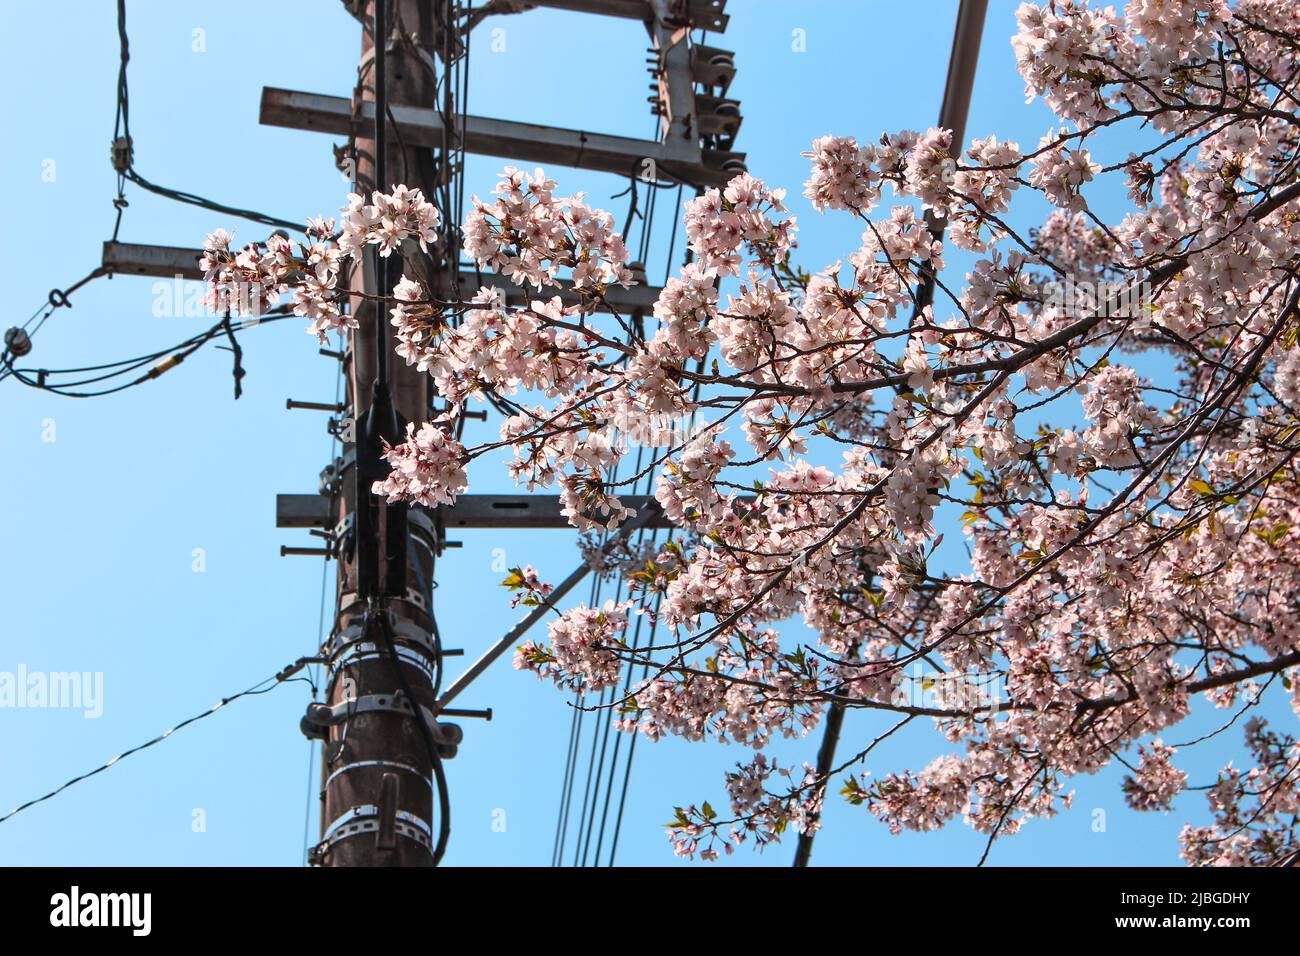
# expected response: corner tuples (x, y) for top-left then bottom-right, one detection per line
(301, 693), (463, 757)
(320, 455), (348, 496)
(302, 693), (437, 735)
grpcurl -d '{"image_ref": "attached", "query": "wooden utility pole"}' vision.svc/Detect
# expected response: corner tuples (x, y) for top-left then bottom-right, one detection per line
(308, 0), (455, 867)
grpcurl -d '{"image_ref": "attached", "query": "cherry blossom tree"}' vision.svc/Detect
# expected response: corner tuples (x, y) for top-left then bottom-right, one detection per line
(202, 0), (1300, 865)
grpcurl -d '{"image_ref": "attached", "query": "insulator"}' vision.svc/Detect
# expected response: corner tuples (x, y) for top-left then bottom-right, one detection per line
(110, 136), (133, 173)
(3, 327), (32, 358)
(696, 96), (742, 137)
(691, 44), (737, 89)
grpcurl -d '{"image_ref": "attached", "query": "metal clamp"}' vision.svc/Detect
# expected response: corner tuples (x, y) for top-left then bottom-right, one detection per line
(323, 759), (430, 791)
(326, 614), (438, 660)
(407, 507), (436, 539)
(300, 694), (463, 757)
(301, 693), (439, 737)
(309, 804), (432, 864)
(330, 643), (438, 685)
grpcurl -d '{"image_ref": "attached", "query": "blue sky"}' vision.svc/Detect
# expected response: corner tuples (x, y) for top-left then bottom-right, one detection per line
(1, 0), (1289, 867)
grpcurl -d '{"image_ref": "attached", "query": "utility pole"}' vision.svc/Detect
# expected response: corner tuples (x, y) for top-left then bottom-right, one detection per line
(264, 0), (744, 868)
(305, 0), (460, 867)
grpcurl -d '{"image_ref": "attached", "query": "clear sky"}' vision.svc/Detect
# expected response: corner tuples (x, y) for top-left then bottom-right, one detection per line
(2, 0), (1289, 867)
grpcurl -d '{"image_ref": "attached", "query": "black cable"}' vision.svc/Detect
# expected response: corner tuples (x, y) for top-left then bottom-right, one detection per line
(663, 185), (683, 285)
(602, 192), (696, 859)
(113, 0), (131, 240)
(373, 0), (391, 394)
(638, 176), (657, 264)
(113, 1), (303, 233)
(218, 312), (246, 399)
(605, 589), (663, 865)
(551, 135), (688, 862)
(570, 461), (636, 866)
(574, 668), (615, 866)
(552, 555), (606, 866)
(578, 449), (648, 866)
(7, 312), (290, 398)
(114, 0), (130, 142)
(302, 356), (346, 865)
(592, 547), (654, 863)
(123, 169), (305, 233)
(0, 658), (318, 827)
(452, 1), (471, 299)
(550, 690), (584, 865)
(22, 301), (53, 333)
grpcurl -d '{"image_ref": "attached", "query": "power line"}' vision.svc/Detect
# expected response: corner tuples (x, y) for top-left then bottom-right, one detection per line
(0, 656), (321, 828)
(6, 310), (291, 398)
(112, 0), (305, 234)
(301, 354), (346, 865)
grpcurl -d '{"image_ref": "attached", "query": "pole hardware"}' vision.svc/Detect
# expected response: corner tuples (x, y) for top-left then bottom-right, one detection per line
(300, 693), (461, 757)
(287, 398), (347, 412)
(310, 803), (433, 864)
(324, 758), (430, 791)
(110, 136), (134, 173)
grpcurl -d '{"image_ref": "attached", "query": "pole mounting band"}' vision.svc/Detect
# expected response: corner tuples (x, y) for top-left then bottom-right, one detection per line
(324, 758), (430, 791)
(310, 804), (432, 863)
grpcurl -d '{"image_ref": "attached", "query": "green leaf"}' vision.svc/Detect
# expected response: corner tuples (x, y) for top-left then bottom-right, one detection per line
(840, 777), (867, 806)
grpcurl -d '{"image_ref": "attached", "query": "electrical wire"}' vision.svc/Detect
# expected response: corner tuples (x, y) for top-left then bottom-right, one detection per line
(2, 268), (115, 377)
(551, 552), (607, 866)
(301, 353), (346, 865)
(550, 124), (698, 861)
(550, 131), (697, 871)
(123, 168), (306, 233)
(6, 0), (300, 375)
(0, 657), (320, 828)
(604, 595), (663, 864)
(113, 0), (305, 234)
(6, 310), (291, 398)
(575, 451), (647, 865)
(548, 60), (703, 861)
(372, 0), (391, 395)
